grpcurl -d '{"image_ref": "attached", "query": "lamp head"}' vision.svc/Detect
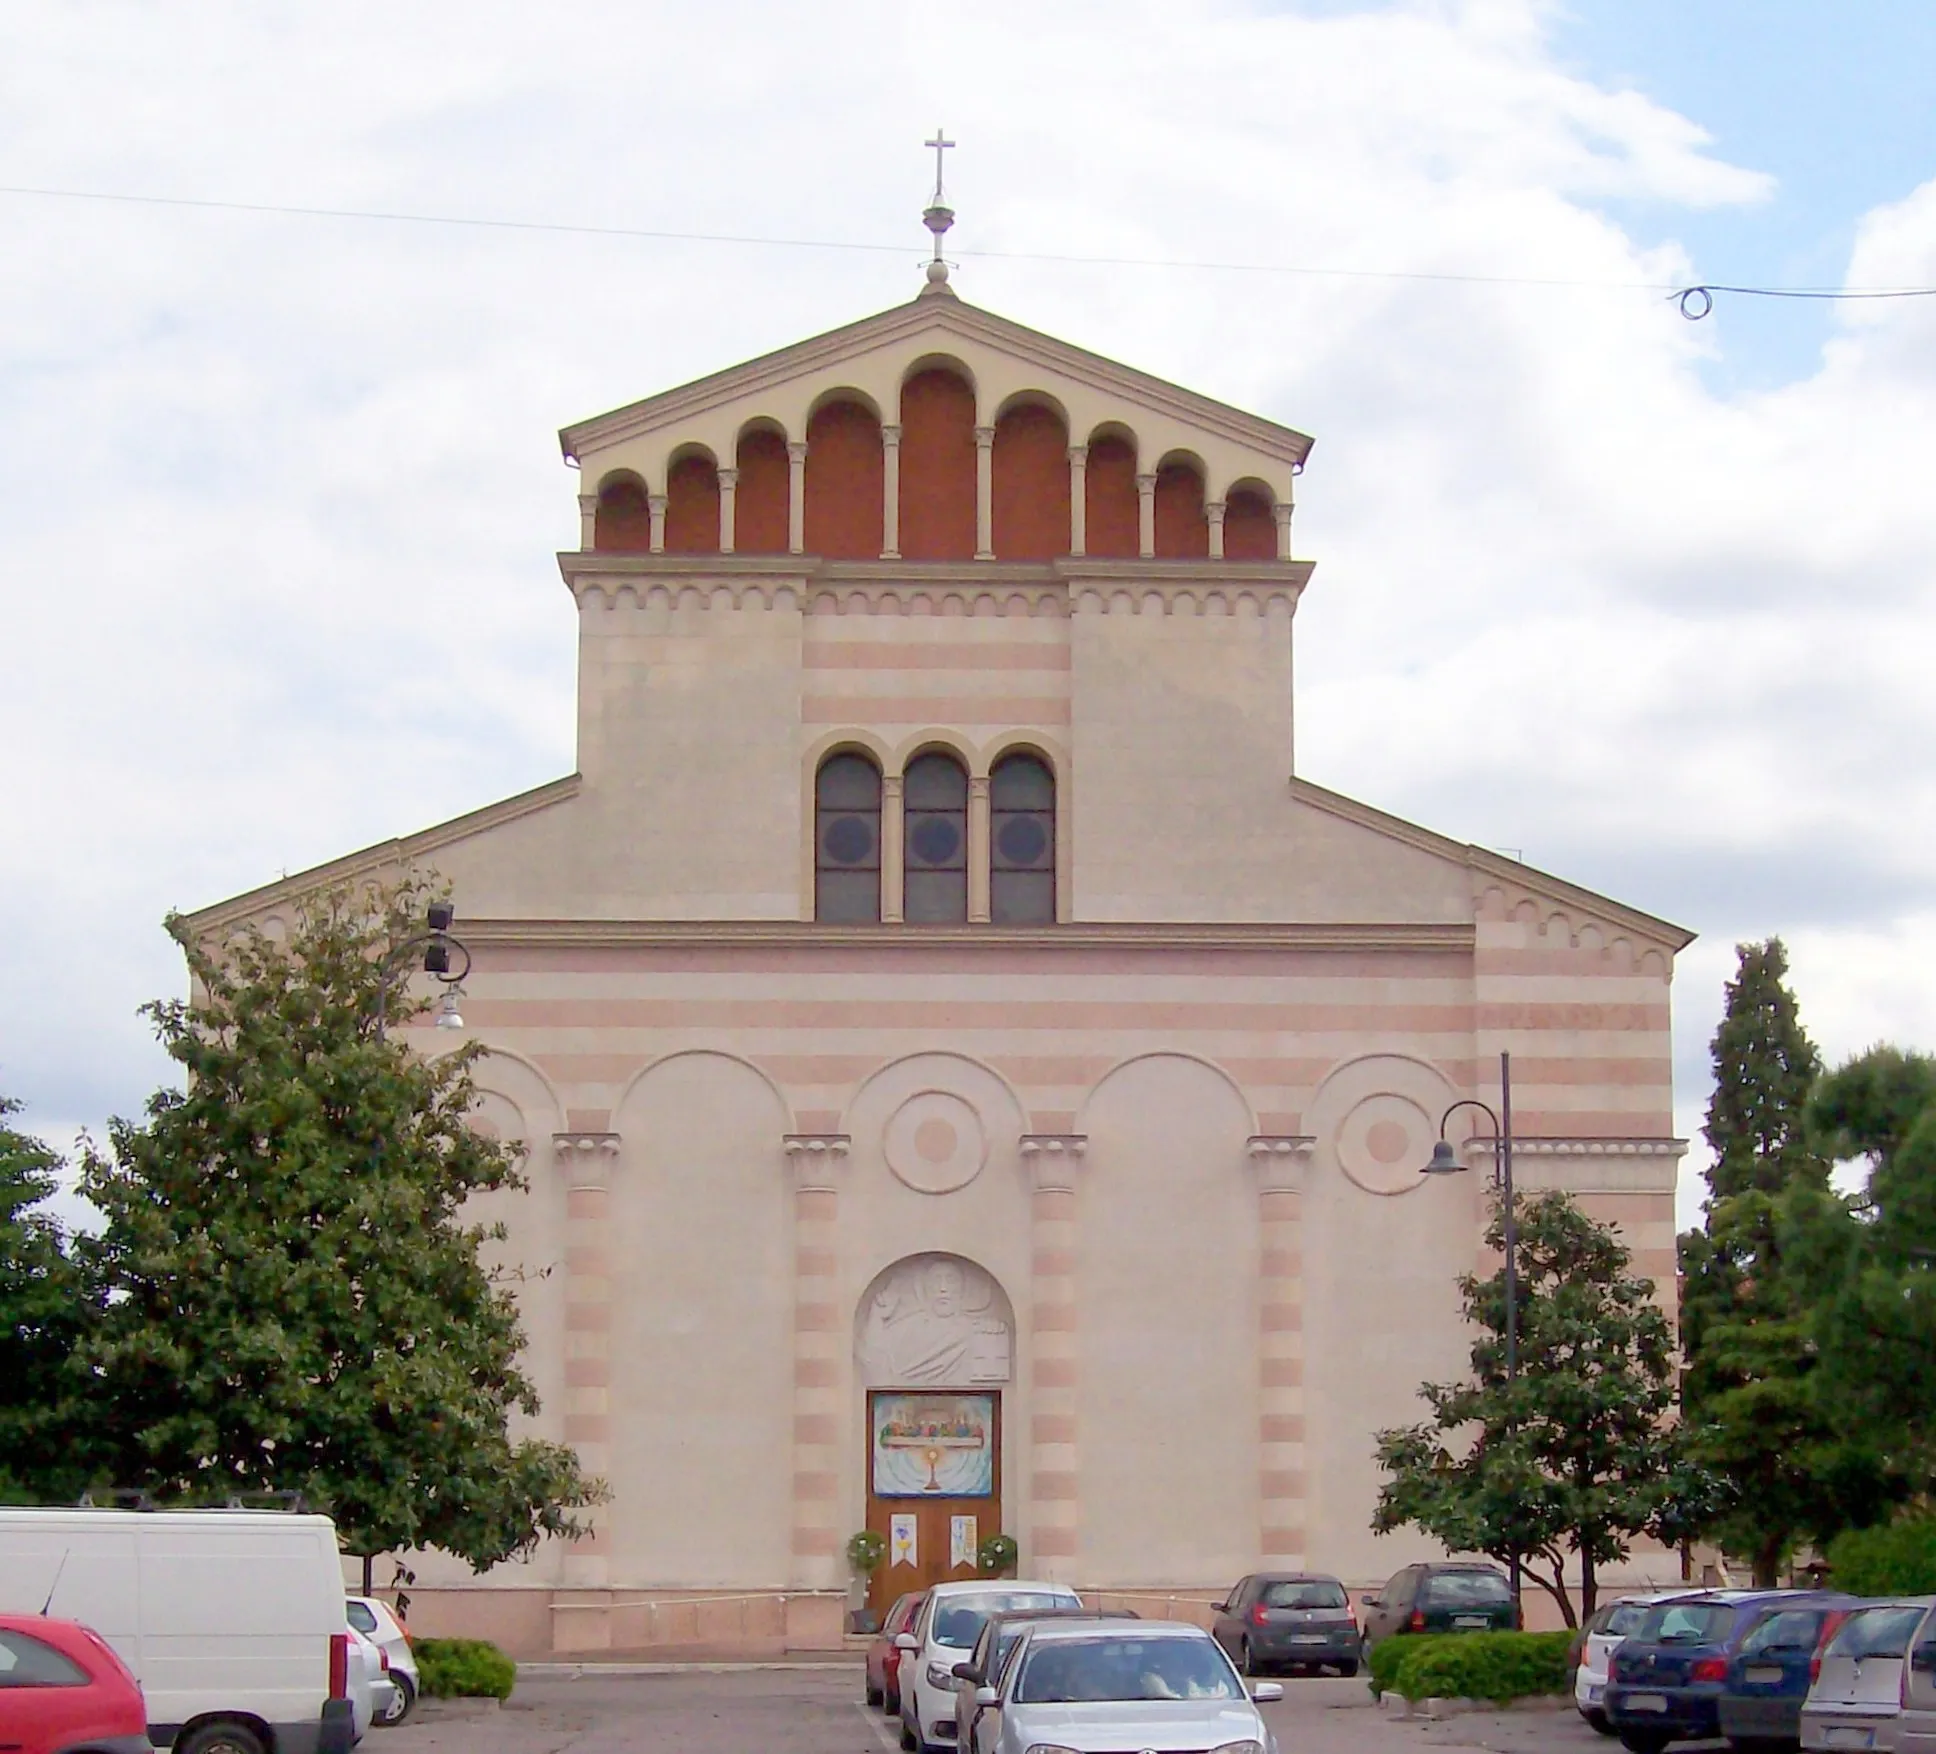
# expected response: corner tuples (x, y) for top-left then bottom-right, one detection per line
(433, 987), (466, 1031)
(1422, 1138), (1466, 1176)
(427, 902), (454, 932)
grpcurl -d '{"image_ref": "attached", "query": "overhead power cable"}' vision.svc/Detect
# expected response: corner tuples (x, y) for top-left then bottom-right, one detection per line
(5, 180), (1936, 315)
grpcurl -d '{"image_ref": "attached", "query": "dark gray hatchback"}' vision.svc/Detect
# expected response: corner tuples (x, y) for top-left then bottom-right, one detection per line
(1212, 1573), (1359, 1676)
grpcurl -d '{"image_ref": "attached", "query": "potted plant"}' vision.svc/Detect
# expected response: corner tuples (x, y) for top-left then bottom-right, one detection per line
(846, 1530), (888, 1633)
(977, 1533), (1019, 1578)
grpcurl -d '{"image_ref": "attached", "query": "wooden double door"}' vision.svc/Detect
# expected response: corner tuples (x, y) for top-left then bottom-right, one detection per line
(865, 1389), (1001, 1616)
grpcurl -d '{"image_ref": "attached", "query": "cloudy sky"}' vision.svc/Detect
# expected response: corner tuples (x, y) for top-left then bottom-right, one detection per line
(4, 0), (1933, 1230)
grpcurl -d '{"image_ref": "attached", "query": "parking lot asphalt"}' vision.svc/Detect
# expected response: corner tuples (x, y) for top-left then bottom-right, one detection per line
(377, 1665), (1731, 1753)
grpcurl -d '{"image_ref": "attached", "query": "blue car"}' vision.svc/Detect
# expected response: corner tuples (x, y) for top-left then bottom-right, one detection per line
(1717, 1595), (1861, 1750)
(1606, 1590), (1853, 1754)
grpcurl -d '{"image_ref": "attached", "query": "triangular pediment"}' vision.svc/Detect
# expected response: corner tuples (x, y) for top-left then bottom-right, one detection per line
(559, 287), (1311, 501)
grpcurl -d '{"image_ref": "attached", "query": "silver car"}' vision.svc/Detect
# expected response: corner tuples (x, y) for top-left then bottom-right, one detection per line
(1802, 1598), (1934, 1752)
(975, 1620), (1281, 1754)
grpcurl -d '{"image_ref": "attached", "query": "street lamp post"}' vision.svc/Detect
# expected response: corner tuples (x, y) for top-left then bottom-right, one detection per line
(368, 901), (471, 1040)
(1422, 1049), (1519, 1623)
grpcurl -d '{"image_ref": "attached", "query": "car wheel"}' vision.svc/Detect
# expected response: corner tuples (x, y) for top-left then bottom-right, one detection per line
(866, 1680), (884, 1708)
(1586, 1707), (1614, 1736)
(900, 1719), (917, 1752)
(1336, 1659), (1359, 1679)
(375, 1672), (418, 1727)
(1240, 1638), (1261, 1678)
(1617, 1733), (1669, 1754)
(179, 1724), (268, 1754)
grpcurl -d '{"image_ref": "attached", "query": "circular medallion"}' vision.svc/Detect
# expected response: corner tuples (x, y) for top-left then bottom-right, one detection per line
(908, 816), (963, 866)
(884, 1091), (986, 1194)
(996, 816), (1049, 865)
(822, 815), (875, 865)
(1336, 1093), (1433, 1196)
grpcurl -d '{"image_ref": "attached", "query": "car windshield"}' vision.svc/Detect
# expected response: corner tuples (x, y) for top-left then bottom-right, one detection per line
(1262, 1580), (1347, 1610)
(1015, 1635), (1244, 1704)
(1638, 1603), (1735, 1644)
(1828, 1607), (1929, 1662)
(1740, 1609), (1828, 1656)
(1424, 1572), (1511, 1607)
(934, 1593), (1077, 1649)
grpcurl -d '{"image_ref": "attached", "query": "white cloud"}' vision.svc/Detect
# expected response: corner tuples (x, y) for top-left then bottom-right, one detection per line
(2, 0), (1930, 1244)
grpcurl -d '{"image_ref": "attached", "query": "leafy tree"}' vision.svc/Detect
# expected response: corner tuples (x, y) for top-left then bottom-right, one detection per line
(1374, 1190), (1717, 1626)
(1676, 940), (1893, 1585)
(0, 1098), (98, 1502)
(77, 876), (601, 1582)
(1783, 1048), (1936, 1495)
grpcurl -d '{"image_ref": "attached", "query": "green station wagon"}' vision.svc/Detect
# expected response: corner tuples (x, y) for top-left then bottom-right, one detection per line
(1360, 1562), (1517, 1654)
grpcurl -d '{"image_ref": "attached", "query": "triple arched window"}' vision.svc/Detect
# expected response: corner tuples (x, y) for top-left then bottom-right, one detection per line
(814, 749), (1057, 925)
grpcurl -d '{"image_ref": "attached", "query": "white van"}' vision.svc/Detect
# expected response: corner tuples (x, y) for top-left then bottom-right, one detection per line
(0, 1507), (358, 1754)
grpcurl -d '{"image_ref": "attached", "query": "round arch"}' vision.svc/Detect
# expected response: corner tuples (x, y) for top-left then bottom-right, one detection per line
(1076, 1049), (1258, 1137)
(611, 1047), (793, 1134)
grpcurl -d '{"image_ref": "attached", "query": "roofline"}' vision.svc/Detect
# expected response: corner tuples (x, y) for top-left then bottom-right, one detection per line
(558, 292), (1314, 466)
(180, 774), (583, 933)
(1290, 777), (1696, 952)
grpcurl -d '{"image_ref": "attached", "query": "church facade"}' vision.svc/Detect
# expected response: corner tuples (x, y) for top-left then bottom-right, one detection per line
(192, 265), (1690, 1657)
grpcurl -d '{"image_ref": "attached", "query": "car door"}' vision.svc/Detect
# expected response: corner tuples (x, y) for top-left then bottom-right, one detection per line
(1899, 1608), (1936, 1754)
(1213, 1579), (1252, 1659)
(1374, 1569), (1415, 1645)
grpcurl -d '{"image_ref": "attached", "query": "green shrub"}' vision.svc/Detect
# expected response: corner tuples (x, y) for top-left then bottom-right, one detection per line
(413, 1637), (516, 1700)
(1368, 1632), (1455, 1698)
(1391, 1630), (1574, 1703)
(1825, 1518), (1936, 1596)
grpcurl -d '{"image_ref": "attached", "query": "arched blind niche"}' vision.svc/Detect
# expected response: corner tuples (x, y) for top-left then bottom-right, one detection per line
(903, 752), (969, 924)
(664, 453), (720, 554)
(815, 753), (882, 923)
(593, 473), (652, 552)
(990, 753), (1056, 924)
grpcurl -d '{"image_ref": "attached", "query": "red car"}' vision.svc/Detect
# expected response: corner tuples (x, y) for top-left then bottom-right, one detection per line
(865, 1591), (927, 1717)
(0, 1613), (149, 1754)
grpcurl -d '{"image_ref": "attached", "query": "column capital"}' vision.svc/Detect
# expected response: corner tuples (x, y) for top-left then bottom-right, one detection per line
(881, 424), (903, 446)
(1247, 1134), (1315, 1194)
(969, 773), (990, 797)
(577, 490), (599, 510)
(717, 466), (739, 488)
(1205, 499), (1228, 523)
(784, 1133), (850, 1192)
(882, 772), (904, 797)
(973, 425), (996, 448)
(1066, 444), (1089, 466)
(553, 1131), (622, 1188)
(787, 440), (810, 463)
(646, 493), (668, 513)
(1134, 472), (1158, 491)
(1021, 1134), (1087, 1193)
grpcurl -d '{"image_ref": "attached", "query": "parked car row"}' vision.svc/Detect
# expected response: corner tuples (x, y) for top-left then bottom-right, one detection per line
(1575, 1583), (1936, 1754)
(0, 1507), (420, 1754)
(864, 1578), (1284, 1754)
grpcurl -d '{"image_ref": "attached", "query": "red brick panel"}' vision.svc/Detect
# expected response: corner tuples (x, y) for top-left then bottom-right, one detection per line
(1224, 487), (1276, 560)
(898, 369), (977, 560)
(664, 454), (720, 554)
(1153, 462), (1209, 558)
(1084, 435), (1139, 557)
(992, 403), (1071, 560)
(734, 429), (791, 554)
(805, 400), (884, 560)
(593, 474), (652, 552)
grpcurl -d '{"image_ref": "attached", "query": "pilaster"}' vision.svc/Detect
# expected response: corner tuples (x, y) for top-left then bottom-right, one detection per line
(577, 491), (598, 552)
(1247, 1135), (1314, 1568)
(1021, 1134), (1086, 1578)
(783, 1134), (849, 1591)
(1273, 499), (1294, 560)
(556, 1130), (623, 1590)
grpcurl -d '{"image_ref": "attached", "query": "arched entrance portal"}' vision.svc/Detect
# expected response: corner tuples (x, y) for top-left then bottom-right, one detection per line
(855, 1254), (1013, 1614)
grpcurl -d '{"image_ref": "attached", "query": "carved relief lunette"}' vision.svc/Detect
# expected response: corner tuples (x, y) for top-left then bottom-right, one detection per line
(857, 1255), (1011, 1386)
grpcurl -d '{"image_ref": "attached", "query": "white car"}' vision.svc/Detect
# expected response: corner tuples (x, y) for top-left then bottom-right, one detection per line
(347, 1596), (421, 1726)
(347, 1622), (397, 1740)
(1802, 1597), (1934, 1752)
(977, 1620), (1281, 1754)
(1575, 1591), (1690, 1733)
(897, 1580), (1081, 1753)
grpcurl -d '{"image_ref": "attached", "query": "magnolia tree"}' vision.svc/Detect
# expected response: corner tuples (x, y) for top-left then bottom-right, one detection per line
(77, 876), (601, 1584)
(1374, 1190), (1720, 1625)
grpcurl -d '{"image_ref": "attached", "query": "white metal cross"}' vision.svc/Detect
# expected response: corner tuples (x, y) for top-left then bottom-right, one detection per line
(925, 129), (955, 206)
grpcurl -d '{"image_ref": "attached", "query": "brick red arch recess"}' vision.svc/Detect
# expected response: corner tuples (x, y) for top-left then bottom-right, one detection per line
(805, 400), (884, 560)
(1084, 436), (1139, 558)
(594, 477), (652, 552)
(734, 430), (790, 554)
(1225, 488), (1276, 560)
(992, 405), (1070, 561)
(664, 455), (719, 554)
(1154, 463), (1209, 559)
(898, 369), (977, 560)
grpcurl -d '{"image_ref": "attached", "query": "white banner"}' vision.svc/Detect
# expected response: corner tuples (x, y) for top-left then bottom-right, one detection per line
(890, 1513), (918, 1569)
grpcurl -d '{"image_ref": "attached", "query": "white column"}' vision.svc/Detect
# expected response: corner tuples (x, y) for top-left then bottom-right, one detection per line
(783, 1137), (848, 1597)
(1066, 446), (1087, 557)
(881, 774), (905, 925)
(717, 467), (738, 554)
(974, 425), (996, 560)
(880, 424), (902, 559)
(578, 491), (599, 551)
(647, 493), (667, 555)
(968, 774), (991, 924)
(1273, 500), (1294, 560)
(557, 1132), (623, 1590)
(1206, 500), (1227, 559)
(788, 441), (808, 555)
(1135, 473), (1156, 559)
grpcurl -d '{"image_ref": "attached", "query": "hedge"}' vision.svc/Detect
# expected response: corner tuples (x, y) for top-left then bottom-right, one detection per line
(1373, 1630), (1574, 1703)
(1825, 1518), (1936, 1597)
(413, 1637), (517, 1700)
